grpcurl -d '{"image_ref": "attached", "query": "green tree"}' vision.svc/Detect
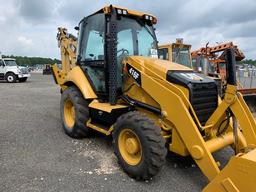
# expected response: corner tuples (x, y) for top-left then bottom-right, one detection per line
(2, 55), (61, 66)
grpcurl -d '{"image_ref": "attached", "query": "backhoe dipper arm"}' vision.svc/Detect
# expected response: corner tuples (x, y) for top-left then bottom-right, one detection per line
(57, 27), (77, 73)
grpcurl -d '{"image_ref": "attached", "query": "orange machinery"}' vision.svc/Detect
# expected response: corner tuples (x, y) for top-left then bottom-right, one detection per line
(191, 42), (256, 114)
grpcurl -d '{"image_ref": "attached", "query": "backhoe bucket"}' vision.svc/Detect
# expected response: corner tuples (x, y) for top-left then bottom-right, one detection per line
(203, 148), (256, 192)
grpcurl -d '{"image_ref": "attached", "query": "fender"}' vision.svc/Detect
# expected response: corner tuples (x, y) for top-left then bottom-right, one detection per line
(52, 65), (97, 99)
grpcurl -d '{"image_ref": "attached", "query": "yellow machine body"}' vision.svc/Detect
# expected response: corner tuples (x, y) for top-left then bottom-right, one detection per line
(53, 5), (256, 191)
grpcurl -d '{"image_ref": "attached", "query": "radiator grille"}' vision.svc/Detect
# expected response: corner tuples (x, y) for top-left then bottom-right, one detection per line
(190, 83), (218, 125)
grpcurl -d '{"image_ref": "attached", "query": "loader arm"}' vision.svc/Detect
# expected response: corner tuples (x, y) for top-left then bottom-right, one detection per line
(126, 49), (256, 191)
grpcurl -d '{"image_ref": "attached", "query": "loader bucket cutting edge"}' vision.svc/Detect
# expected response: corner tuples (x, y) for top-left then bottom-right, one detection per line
(203, 148), (256, 192)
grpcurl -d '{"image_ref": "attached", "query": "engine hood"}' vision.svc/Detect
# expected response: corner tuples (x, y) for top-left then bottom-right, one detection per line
(6, 66), (18, 70)
(125, 56), (192, 79)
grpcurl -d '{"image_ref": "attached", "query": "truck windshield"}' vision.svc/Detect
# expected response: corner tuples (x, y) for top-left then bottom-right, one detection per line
(172, 48), (191, 68)
(116, 17), (158, 58)
(4, 60), (17, 66)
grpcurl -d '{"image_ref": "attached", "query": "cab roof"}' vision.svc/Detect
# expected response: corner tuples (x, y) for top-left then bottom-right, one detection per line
(159, 43), (191, 49)
(3, 58), (15, 61)
(93, 5), (157, 24)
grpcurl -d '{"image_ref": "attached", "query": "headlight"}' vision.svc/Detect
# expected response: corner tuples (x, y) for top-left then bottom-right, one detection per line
(116, 8), (128, 15)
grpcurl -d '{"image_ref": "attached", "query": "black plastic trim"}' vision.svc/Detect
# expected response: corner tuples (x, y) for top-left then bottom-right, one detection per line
(122, 95), (161, 115)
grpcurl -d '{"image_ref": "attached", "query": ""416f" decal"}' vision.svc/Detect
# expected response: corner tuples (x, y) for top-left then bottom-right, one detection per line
(127, 64), (141, 85)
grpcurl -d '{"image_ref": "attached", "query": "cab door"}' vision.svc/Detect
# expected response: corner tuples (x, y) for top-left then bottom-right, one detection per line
(78, 13), (107, 98)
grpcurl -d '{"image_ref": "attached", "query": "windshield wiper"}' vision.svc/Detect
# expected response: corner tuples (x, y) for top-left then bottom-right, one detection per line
(135, 18), (157, 42)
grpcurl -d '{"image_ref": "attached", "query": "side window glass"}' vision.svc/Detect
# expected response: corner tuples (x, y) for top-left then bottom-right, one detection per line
(158, 48), (168, 60)
(158, 49), (164, 59)
(84, 30), (104, 61)
(137, 28), (155, 56)
(80, 14), (105, 62)
(116, 29), (134, 90)
(80, 14), (106, 93)
(117, 29), (134, 57)
(164, 49), (169, 60)
(0, 60), (4, 66)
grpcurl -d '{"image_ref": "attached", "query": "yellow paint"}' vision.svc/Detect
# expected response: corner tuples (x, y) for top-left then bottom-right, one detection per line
(118, 129), (142, 166)
(64, 99), (75, 128)
(101, 5), (157, 24)
(89, 99), (127, 113)
(86, 119), (113, 135)
(53, 65), (97, 99)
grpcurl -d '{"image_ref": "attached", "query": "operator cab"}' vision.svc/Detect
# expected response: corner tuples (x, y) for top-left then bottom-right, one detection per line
(3, 58), (18, 66)
(76, 6), (158, 103)
(158, 39), (192, 68)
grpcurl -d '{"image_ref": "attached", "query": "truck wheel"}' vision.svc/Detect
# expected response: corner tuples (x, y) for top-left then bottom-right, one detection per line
(6, 73), (17, 83)
(113, 111), (167, 180)
(19, 77), (27, 82)
(60, 86), (89, 138)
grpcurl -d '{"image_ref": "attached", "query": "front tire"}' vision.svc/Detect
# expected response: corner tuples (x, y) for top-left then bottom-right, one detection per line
(5, 73), (17, 83)
(113, 111), (167, 180)
(60, 86), (90, 138)
(19, 77), (27, 82)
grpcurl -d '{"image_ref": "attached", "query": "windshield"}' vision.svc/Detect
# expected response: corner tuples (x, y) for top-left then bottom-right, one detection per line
(4, 60), (17, 66)
(172, 47), (191, 68)
(116, 16), (158, 58)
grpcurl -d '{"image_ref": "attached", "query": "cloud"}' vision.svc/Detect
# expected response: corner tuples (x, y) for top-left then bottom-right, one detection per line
(0, 0), (255, 59)
(18, 0), (55, 24)
(17, 36), (33, 46)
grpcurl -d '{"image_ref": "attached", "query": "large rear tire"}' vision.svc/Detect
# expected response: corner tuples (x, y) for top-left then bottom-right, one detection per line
(113, 111), (167, 180)
(60, 86), (89, 138)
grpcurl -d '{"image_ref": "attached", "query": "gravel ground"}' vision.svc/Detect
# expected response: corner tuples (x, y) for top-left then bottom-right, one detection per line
(0, 73), (234, 192)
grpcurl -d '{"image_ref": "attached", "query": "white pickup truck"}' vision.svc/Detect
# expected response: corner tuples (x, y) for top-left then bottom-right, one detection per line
(0, 58), (30, 83)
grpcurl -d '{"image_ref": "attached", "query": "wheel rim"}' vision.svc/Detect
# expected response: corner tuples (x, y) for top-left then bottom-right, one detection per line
(118, 129), (142, 166)
(7, 75), (14, 82)
(64, 99), (75, 128)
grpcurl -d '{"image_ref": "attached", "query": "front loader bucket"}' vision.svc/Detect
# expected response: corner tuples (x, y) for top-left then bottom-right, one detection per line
(243, 94), (256, 116)
(203, 148), (256, 192)
(238, 88), (256, 116)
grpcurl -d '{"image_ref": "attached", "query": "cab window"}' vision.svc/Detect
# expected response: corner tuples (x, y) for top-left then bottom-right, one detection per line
(158, 48), (168, 60)
(79, 13), (106, 93)
(0, 60), (4, 66)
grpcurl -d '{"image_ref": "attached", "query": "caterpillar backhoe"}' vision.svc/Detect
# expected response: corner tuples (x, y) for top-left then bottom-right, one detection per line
(52, 5), (256, 191)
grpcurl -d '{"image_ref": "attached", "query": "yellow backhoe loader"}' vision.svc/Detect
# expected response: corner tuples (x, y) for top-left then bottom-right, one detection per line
(158, 38), (193, 69)
(52, 5), (256, 191)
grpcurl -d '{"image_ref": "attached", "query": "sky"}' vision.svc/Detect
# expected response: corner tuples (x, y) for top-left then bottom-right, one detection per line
(0, 0), (255, 59)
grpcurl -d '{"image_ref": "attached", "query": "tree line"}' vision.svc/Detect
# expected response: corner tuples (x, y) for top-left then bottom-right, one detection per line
(2, 54), (255, 66)
(2, 55), (61, 66)
(238, 59), (256, 65)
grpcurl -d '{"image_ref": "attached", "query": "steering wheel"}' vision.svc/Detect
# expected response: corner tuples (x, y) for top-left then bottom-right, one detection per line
(117, 48), (129, 55)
